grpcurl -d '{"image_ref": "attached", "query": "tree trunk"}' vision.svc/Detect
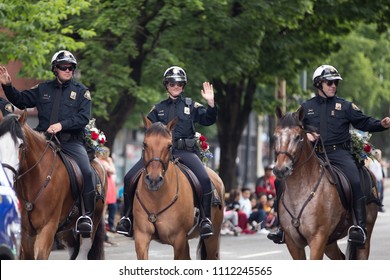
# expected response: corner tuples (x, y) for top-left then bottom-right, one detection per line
(213, 78), (256, 193)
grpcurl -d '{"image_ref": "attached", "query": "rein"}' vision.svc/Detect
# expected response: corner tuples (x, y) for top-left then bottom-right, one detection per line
(14, 133), (59, 215)
(135, 160), (179, 224)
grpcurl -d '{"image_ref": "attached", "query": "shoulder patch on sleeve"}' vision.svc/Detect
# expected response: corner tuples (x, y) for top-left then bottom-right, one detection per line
(352, 103), (361, 111)
(84, 90), (91, 100)
(5, 103), (14, 113)
(194, 102), (204, 108)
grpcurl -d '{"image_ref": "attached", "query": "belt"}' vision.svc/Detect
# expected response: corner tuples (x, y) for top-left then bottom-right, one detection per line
(174, 138), (196, 150)
(314, 142), (350, 153)
(57, 131), (84, 142)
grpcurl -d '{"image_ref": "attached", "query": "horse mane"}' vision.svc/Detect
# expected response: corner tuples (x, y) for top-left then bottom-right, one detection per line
(0, 114), (25, 144)
(277, 111), (301, 128)
(145, 122), (171, 138)
(277, 110), (318, 134)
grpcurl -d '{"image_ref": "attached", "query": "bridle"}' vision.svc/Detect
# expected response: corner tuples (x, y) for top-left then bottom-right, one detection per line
(142, 143), (173, 179)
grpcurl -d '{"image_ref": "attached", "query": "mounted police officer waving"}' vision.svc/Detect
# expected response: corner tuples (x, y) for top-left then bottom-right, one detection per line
(0, 50), (96, 235)
(117, 66), (218, 239)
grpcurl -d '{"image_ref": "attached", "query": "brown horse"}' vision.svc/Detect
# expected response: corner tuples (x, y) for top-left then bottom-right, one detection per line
(132, 116), (224, 259)
(0, 111), (107, 259)
(273, 107), (378, 260)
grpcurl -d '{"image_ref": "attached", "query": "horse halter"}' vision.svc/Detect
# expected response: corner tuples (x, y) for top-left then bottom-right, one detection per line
(142, 145), (173, 178)
(274, 129), (305, 166)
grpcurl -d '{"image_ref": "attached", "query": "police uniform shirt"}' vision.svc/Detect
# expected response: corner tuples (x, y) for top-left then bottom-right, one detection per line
(0, 97), (14, 116)
(147, 94), (217, 141)
(2, 79), (91, 133)
(301, 95), (386, 145)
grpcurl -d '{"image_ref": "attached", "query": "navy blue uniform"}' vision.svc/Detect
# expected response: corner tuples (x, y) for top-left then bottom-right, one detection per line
(124, 94), (217, 194)
(0, 97), (14, 116)
(2, 79), (94, 195)
(301, 95), (386, 201)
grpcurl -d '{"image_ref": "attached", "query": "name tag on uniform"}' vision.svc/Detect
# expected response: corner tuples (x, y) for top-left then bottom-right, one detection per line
(184, 107), (190, 115)
(70, 91), (77, 100)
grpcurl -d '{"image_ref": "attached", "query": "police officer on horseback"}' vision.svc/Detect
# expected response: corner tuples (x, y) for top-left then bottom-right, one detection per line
(0, 50), (96, 235)
(116, 66), (218, 239)
(268, 65), (390, 246)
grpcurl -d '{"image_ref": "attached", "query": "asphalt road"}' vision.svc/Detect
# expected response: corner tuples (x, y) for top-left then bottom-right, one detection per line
(50, 186), (390, 260)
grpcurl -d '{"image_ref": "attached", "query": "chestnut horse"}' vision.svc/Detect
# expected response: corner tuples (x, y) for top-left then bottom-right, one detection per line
(132, 116), (224, 259)
(0, 111), (107, 259)
(273, 107), (378, 260)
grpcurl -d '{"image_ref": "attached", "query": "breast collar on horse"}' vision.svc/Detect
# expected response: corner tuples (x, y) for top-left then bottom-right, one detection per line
(279, 137), (330, 228)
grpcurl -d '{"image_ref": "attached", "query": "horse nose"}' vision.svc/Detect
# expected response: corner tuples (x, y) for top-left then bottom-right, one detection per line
(144, 174), (164, 190)
(273, 165), (292, 179)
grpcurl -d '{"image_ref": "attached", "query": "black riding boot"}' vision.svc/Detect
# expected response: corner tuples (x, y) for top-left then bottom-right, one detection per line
(200, 191), (214, 239)
(267, 184), (285, 244)
(76, 191), (96, 235)
(348, 196), (367, 246)
(116, 191), (134, 237)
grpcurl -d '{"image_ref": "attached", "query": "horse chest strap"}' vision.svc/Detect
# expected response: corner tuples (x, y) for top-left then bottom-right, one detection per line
(148, 213), (158, 223)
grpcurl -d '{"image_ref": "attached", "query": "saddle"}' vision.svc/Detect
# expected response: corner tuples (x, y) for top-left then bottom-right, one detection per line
(49, 141), (104, 231)
(320, 157), (379, 210)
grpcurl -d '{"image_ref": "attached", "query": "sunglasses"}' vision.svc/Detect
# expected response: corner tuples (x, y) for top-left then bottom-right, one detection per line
(325, 80), (339, 86)
(56, 65), (76, 71)
(168, 82), (185, 88)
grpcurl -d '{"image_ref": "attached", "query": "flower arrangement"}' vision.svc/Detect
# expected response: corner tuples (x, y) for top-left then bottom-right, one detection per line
(84, 118), (106, 153)
(350, 130), (374, 163)
(195, 132), (213, 164)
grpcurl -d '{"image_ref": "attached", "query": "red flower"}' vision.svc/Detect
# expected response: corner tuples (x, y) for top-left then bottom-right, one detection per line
(201, 141), (208, 150)
(363, 143), (371, 153)
(199, 135), (207, 142)
(91, 131), (99, 140)
(99, 138), (106, 144)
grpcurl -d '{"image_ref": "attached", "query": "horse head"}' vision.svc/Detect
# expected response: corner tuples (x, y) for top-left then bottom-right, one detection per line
(0, 111), (26, 181)
(273, 107), (309, 179)
(141, 114), (177, 191)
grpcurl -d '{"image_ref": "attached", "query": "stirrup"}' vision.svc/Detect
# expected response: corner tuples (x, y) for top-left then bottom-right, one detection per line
(347, 225), (366, 245)
(200, 218), (213, 239)
(116, 217), (132, 236)
(76, 215), (93, 234)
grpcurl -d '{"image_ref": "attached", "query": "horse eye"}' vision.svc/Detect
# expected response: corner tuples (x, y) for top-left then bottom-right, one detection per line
(143, 142), (148, 148)
(295, 135), (301, 142)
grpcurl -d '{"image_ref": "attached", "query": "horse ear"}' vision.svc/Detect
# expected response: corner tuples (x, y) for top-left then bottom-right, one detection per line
(0, 110), (3, 122)
(19, 109), (27, 125)
(296, 106), (304, 122)
(275, 107), (283, 119)
(167, 117), (178, 132)
(141, 113), (152, 129)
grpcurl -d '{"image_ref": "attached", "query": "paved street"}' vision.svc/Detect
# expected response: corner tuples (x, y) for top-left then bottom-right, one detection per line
(50, 185), (390, 260)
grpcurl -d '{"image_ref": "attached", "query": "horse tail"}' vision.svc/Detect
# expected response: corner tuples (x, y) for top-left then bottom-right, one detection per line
(87, 218), (105, 260)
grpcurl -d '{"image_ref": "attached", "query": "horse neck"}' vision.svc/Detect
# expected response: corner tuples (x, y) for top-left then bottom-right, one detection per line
(20, 128), (51, 178)
(288, 141), (321, 187)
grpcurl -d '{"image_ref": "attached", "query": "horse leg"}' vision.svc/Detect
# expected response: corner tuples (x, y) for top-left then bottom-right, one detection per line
(324, 242), (345, 260)
(201, 235), (221, 260)
(308, 236), (328, 260)
(34, 226), (57, 259)
(172, 234), (191, 260)
(20, 231), (36, 260)
(135, 234), (152, 260)
(285, 238), (306, 259)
